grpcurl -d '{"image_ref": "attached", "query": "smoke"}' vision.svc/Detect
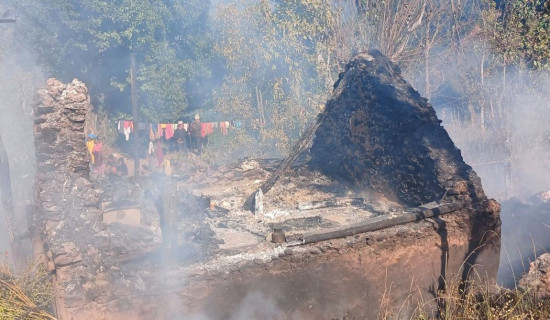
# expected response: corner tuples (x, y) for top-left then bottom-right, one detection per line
(402, 40), (550, 286)
(158, 291), (289, 320)
(0, 20), (45, 268)
(227, 291), (287, 320)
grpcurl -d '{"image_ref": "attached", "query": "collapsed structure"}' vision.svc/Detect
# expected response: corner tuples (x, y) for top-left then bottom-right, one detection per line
(32, 51), (501, 319)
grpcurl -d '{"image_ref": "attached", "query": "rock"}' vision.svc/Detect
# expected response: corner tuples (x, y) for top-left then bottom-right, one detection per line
(54, 252), (82, 267)
(284, 248), (293, 255)
(518, 253), (550, 299)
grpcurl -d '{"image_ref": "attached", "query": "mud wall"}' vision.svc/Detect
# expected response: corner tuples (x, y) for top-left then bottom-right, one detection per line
(167, 206), (500, 319)
(309, 50), (485, 207)
(56, 204), (500, 320)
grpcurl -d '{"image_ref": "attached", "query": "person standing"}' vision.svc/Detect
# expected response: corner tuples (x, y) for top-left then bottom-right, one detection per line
(92, 139), (104, 174)
(155, 139), (164, 167)
(172, 121), (187, 153)
(189, 114), (202, 155)
(86, 133), (97, 165)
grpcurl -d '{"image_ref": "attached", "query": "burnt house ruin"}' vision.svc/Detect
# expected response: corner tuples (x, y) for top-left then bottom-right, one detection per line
(31, 51), (501, 319)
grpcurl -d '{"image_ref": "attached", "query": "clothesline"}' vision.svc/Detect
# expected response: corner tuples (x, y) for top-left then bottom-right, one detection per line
(116, 120), (244, 141)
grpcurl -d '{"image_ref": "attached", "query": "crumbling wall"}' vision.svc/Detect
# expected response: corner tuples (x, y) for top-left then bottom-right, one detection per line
(309, 50), (484, 206)
(32, 79), (162, 318)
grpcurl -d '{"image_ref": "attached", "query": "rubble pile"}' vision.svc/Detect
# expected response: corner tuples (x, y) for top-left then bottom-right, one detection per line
(32, 80), (165, 316)
(309, 50), (484, 206)
(519, 253), (550, 299)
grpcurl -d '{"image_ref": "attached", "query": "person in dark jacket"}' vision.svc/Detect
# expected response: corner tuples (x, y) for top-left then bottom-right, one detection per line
(172, 121), (187, 153)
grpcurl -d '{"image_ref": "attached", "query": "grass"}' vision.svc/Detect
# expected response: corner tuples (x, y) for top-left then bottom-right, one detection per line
(0, 261), (56, 320)
(377, 276), (550, 320)
(378, 235), (550, 320)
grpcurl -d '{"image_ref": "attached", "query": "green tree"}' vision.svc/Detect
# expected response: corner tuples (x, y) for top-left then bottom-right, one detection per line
(213, 0), (336, 156)
(484, 0), (550, 70)
(15, 0), (212, 121)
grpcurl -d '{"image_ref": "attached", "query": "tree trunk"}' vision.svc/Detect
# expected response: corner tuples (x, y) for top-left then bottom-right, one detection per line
(130, 52), (139, 176)
(424, 16), (431, 99)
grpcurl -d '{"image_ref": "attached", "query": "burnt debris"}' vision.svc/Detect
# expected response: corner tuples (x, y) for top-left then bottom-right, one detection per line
(309, 50), (484, 206)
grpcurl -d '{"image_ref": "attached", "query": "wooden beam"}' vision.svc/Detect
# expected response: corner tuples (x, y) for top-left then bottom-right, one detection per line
(298, 201), (467, 245)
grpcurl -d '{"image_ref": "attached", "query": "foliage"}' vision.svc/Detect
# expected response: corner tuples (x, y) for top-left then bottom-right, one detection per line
(213, 0), (335, 156)
(8, 0), (550, 161)
(484, 0), (550, 70)
(377, 273), (550, 320)
(431, 282), (550, 320)
(15, 0), (213, 121)
(0, 263), (56, 320)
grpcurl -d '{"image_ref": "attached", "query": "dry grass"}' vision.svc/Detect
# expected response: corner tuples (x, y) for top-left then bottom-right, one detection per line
(428, 280), (550, 320)
(0, 262), (56, 320)
(377, 275), (550, 320)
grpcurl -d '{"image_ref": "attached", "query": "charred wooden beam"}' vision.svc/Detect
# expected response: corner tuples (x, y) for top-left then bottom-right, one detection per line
(296, 201), (467, 245)
(298, 197), (364, 211)
(243, 110), (329, 211)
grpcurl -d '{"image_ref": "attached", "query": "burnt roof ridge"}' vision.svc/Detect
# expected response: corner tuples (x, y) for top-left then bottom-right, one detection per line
(244, 50), (488, 210)
(304, 49), (486, 207)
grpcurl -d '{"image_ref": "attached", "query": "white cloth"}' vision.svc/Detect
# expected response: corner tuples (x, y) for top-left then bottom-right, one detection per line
(124, 126), (131, 140)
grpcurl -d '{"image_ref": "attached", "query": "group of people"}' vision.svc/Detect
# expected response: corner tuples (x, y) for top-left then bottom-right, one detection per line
(148, 114), (203, 168)
(171, 114), (204, 155)
(86, 133), (128, 177)
(86, 114), (211, 175)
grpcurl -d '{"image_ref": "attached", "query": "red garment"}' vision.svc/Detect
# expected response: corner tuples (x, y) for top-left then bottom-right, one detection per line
(92, 142), (102, 153)
(164, 124), (174, 139)
(157, 124), (163, 139)
(201, 122), (213, 137)
(155, 140), (164, 167)
(157, 124), (174, 140)
(123, 121), (133, 131)
(92, 142), (103, 173)
(220, 122), (228, 135)
(201, 123), (207, 138)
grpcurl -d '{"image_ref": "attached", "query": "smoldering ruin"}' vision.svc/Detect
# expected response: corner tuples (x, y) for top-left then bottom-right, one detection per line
(9, 50), (505, 319)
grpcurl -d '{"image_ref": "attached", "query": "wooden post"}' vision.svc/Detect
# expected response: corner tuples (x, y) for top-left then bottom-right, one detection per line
(130, 52), (139, 176)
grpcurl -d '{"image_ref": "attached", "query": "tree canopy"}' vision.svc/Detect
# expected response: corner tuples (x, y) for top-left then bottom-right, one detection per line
(5, 0), (550, 156)
(15, 0), (212, 121)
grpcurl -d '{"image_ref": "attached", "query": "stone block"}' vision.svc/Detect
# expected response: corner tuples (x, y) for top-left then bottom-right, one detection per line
(102, 207), (141, 227)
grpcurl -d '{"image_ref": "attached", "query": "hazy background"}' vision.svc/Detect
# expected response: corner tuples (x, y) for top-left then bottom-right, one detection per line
(0, 0), (549, 287)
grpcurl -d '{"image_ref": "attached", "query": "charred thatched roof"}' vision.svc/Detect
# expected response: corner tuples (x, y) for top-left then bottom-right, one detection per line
(307, 50), (485, 206)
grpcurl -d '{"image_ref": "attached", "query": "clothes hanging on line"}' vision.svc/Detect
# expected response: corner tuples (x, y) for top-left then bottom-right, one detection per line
(157, 124), (174, 140)
(200, 122), (214, 138)
(220, 122), (228, 135)
(117, 118), (239, 144)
